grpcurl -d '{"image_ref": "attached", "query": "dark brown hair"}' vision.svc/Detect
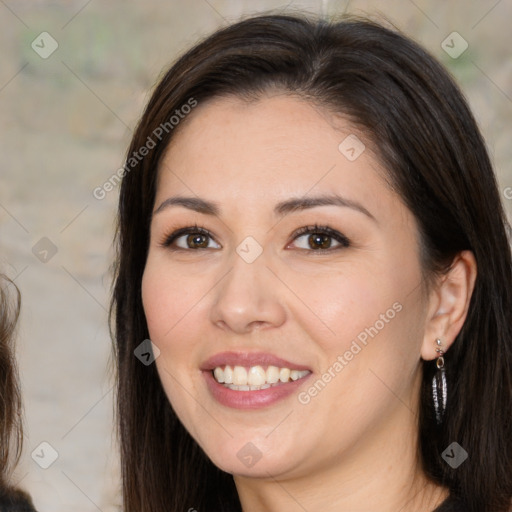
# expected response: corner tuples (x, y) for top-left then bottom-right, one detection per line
(0, 275), (23, 490)
(111, 13), (512, 512)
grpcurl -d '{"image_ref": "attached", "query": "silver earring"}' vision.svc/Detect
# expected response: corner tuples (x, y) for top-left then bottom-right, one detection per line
(432, 338), (447, 424)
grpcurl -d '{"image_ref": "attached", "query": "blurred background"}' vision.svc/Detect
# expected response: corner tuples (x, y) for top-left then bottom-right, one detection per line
(1, 1), (511, 510)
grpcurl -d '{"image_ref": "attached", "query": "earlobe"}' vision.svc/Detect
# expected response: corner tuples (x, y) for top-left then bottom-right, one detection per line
(420, 250), (477, 361)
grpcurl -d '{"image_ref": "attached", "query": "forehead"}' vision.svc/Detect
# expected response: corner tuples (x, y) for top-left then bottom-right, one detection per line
(156, 94), (391, 214)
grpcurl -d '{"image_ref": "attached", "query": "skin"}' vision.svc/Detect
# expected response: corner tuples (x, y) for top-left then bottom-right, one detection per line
(141, 94), (477, 512)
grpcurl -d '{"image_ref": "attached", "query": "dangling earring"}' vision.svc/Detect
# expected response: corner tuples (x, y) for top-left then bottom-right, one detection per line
(432, 338), (447, 424)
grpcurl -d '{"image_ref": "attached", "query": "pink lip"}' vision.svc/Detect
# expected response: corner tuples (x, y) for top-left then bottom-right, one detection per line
(200, 351), (311, 371)
(202, 370), (312, 410)
(200, 351), (312, 410)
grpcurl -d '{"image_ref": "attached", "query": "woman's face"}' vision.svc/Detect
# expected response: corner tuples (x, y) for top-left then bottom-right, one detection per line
(142, 94), (430, 480)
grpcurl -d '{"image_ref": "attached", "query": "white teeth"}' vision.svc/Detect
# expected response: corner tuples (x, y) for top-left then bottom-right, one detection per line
(233, 366), (247, 386)
(212, 364), (310, 389)
(226, 383), (272, 391)
(224, 365), (233, 384)
(290, 370), (301, 381)
(266, 365), (280, 384)
(247, 365), (266, 386)
(279, 368), (291, 382)
(214, 367), (224, 383)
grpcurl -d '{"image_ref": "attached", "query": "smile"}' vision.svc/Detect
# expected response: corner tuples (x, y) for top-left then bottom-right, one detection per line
(202, 351), (313, 408)
(213, 365), (311, 391)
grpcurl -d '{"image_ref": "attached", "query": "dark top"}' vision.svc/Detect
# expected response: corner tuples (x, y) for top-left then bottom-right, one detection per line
(0, 488), (471, 512)
(434, 495), (467, 512)
(0, 489), (37, 512)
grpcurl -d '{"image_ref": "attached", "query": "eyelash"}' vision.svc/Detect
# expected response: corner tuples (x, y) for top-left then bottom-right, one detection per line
(159, 223), (350, 253)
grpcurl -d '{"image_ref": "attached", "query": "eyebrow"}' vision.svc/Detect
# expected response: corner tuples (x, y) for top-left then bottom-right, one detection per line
(153, 194), (376, 222)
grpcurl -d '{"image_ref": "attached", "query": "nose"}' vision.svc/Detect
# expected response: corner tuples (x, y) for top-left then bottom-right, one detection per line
(209, 249), (286, 334)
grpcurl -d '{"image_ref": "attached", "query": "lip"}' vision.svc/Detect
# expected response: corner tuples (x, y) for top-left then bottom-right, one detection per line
(200, 351), (312, 410)
(200, 351), (312, 372)
(203, 369), (312, 409)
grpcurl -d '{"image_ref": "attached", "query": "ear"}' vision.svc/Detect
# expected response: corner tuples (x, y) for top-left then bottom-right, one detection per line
(420, 250), (477, 361)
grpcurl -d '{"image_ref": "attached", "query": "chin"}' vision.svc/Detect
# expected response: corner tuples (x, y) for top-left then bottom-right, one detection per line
(199, 437), (303, 479)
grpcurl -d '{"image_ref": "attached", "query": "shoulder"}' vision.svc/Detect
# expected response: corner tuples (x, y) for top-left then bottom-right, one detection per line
(0, 488), (37, 512)
(433, 495), (468, 512)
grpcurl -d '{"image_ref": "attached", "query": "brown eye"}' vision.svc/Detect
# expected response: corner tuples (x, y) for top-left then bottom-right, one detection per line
(307, 233), (334, 250)
(161, 226), (221, 250)
(291, 224), (350, 252)
(186, 233), (210, 249)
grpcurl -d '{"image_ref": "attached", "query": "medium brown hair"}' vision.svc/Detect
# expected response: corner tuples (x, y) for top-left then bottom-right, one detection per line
(0, 275), (23, 490)
(111, 13), (512, 512)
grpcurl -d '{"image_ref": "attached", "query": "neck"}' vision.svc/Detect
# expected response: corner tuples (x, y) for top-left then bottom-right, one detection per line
(234, 383), (448, 512)
(236, 470), (446, 512)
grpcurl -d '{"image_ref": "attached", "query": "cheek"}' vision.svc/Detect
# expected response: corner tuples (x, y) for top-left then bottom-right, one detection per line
(279, 263), (390, 355)
(141, 270), (169, 341)
(141, 257), (206, 343)
(288, 251), (424, 383)
(141, 260), (206, 434)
